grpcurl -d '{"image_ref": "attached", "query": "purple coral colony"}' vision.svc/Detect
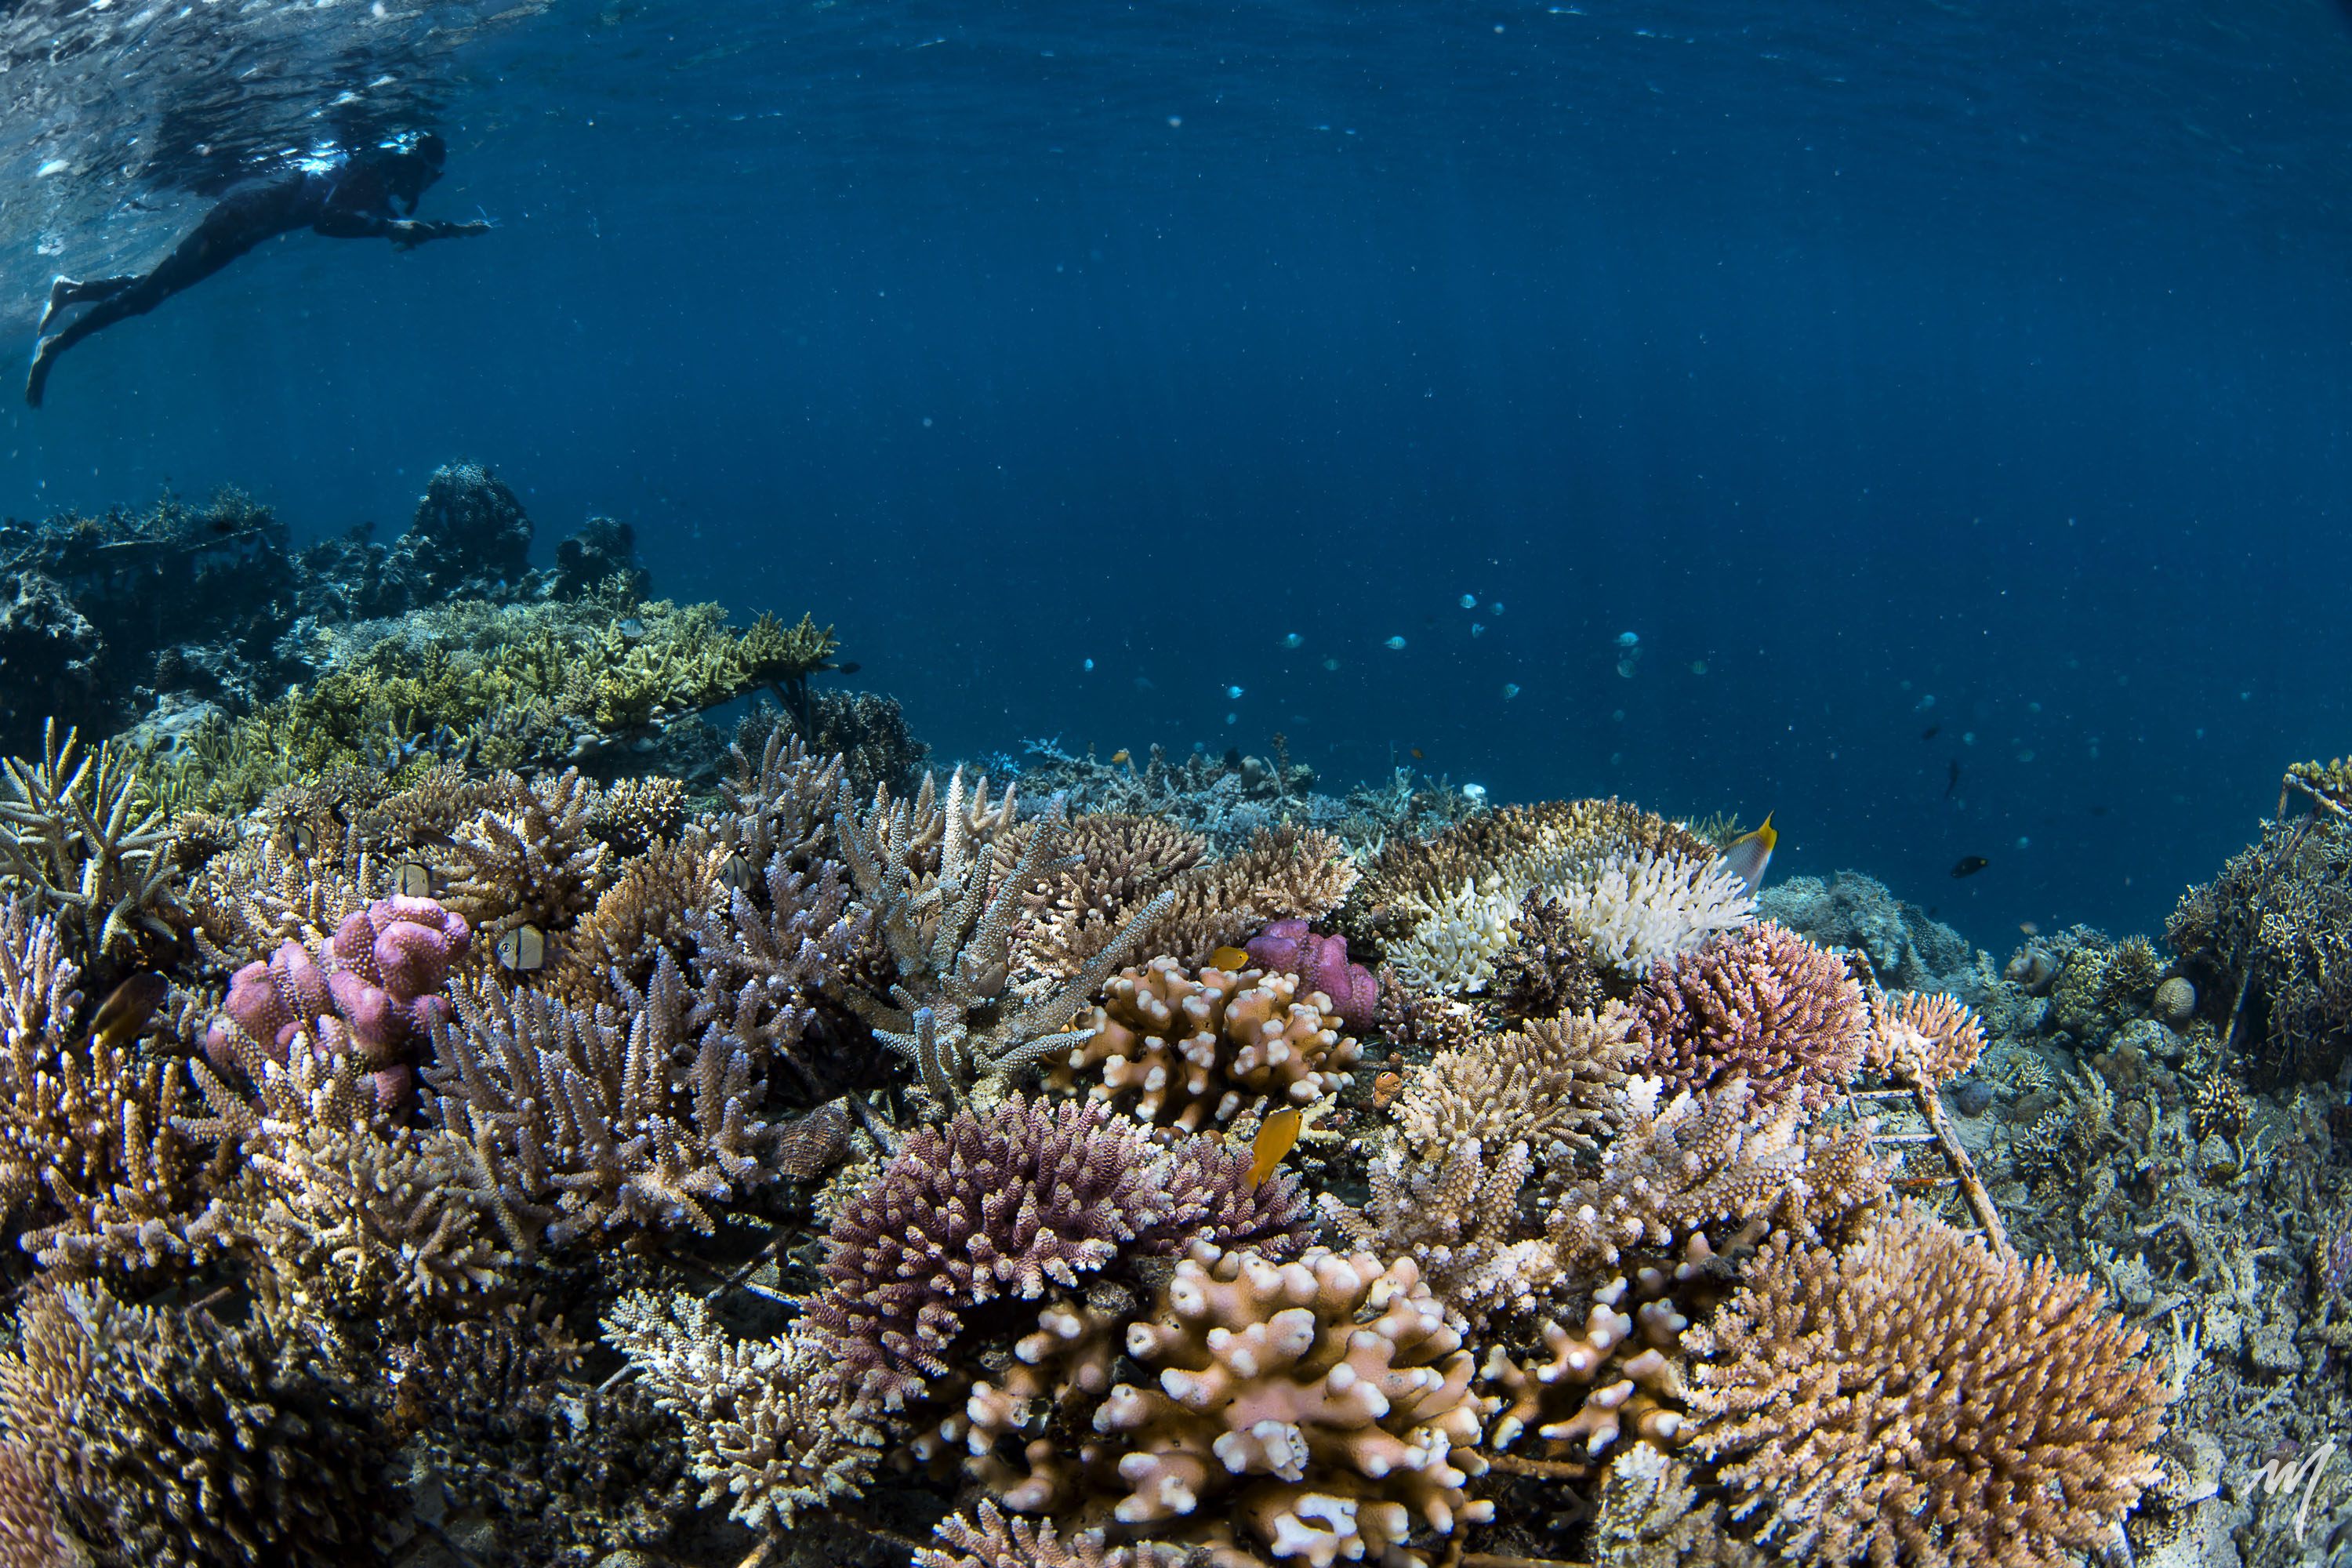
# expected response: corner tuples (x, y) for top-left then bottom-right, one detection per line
(0, 460), (2338, 1568)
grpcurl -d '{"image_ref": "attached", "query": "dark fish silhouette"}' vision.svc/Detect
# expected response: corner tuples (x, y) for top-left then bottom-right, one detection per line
(1951, 855), (1990, 878)
(837, 662), (861, 674)
(2091, 804), (2109, 817)
(1944, 760), (1961, 797)
(1921, 724), (1941, 740)
(89, 972), (169, 1051)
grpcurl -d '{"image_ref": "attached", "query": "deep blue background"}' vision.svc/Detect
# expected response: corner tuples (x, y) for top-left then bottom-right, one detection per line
(5, 0), (2352, 952)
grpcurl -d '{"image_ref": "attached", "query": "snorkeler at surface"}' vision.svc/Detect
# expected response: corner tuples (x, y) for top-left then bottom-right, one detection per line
(25, 131), (488, 407)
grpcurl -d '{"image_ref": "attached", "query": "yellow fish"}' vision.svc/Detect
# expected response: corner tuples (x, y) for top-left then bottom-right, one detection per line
(1110, 749), (1132, 765)
(1248, 1107), (1301, 1185)
(1210, 946), (1250, 972)
(1722, 813), (1777, 895)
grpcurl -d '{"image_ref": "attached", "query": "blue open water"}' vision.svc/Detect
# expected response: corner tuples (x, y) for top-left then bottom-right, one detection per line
(5, 0), (2351, 952)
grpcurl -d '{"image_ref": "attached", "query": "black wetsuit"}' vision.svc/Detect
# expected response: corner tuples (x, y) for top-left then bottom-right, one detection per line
(26, 134), (486, 406)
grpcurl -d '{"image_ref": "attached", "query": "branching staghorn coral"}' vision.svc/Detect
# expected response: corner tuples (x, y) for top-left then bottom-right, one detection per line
(1686, 1207), (2168, 1568)
(918, 1504), (1162, 1568)
(1623, 920), (1867, 1112)
(425, 949), (808, 1248)
(804, 1095), (1312, 1416)
(437, 766), (612, 935)
(546, 830), (728, 1007)
(1392, 1007), (1635, 1159)
(839, 768), (1173, 1103)
(1003, 812), (1206, 991)
(0, 1279), (388, 1568)
(1049, 956), (1361, 1132)
(603, 1293), (880, 1531)
(1092, 1243), (1494, 1568)
(2167, 811), (2352, 1081)
(0, 722), (180, 968)
(0, 900), (222, 1272)
(181, 1047), (519, 1318)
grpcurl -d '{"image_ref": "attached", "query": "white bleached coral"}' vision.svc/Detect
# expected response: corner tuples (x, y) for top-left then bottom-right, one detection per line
(1538, 849), (1754, 976)
(1381, 876), (1522, 996)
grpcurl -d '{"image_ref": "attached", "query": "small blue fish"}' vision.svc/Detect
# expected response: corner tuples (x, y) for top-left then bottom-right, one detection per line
(1471, 622), (1486, 638)
(1490, 601), (1504, 615)
(1458, 593), (1478, 608)
(1384, 636), (1407, 650)
(1615, 631), (1640, 648)
(1282, 633), (1304, 648)
(1225, 685), (1245, 699)
(1323, 658), (1341, 671)
(1083, 658), (1094, 671)
(1501, 683), (1520, 699)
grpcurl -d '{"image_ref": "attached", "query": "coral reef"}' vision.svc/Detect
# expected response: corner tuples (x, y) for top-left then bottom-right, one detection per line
(1091, 1243), (1494, 1568)
(1623, 920), (1869, 1112)
(804, 1096), (1312, 1416)
(1687, 1207), (2168, 1567)
(1049, 956), (1362, 1132)
(2169, 809), (2352, 1082)
(1755, 869), (1977, 992)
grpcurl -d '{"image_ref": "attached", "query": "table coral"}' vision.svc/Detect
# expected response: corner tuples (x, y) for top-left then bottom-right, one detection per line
(1051, 956), (1362, 1132)
(1091, 1243), (1494, 1568)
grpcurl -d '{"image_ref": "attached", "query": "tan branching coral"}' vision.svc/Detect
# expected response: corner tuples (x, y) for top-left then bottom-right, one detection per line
(0, 1440), (84, 1568)
(1548, 1076), (1891, 1279)
(917, 1503), (1152, 1568)
(424, 950), (813, 1247)
(437, 766), (612, 935)
(1392, 1007), (1634, 1158)
(584, 775), (689, 856)
(1051, 957), (1361, 1131)
(0, 1280), (387, 1568)
(1338, 1136), (1559, 1327)
(1860, 987), (1987, 1087)
(0, 723), (180, 967)
(1092, 1243), (1494, 1568)
(603, 1293), (880, 1531)
(184, 1048), (517, 1316)
(1687, 1207), (2168, 1568)
(1119, 825), (1359, 971)
(186, 828), (387, 968)
(1624, 921), (1867, 1112)
(546, 833), (727, 1006)
(1587, 1442), (1764, 1568)
(840, 770), (1171, 1103)
(0, 900), (220, 1272)
(1005, 813), (1206, 989)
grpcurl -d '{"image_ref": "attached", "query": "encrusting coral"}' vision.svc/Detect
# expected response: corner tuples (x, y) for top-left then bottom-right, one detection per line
(1686, 1206), (2168, 1568)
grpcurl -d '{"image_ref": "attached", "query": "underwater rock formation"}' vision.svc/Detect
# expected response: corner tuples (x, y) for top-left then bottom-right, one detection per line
(1755, 869), (1977, 993)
